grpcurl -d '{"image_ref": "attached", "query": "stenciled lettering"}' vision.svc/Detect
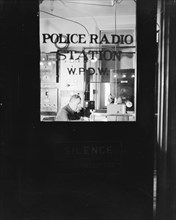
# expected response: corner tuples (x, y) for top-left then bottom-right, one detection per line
(64, 145), (113, 155)
(42, 33), (134, 45)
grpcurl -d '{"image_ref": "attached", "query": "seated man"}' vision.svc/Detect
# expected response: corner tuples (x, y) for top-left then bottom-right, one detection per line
(55, 94), (82, 121)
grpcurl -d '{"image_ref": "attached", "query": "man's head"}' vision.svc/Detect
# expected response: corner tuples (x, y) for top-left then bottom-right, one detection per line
(69, 94), (81, 112)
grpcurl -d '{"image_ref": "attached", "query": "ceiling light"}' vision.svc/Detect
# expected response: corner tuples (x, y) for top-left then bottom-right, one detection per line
(64, 0), (115, 6)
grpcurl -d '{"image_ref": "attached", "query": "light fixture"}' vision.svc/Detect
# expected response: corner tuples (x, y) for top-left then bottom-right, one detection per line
(63, 0), (115, 7)
(90, 57), (98, 63)
(120, 80), (128, 83)
(87, 53), (98, 63)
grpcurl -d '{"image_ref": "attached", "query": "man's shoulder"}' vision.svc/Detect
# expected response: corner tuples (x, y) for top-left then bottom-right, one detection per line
(55, 105), (69, 121)
(59, 105), (70, 115)
(62, 104), (70, 113)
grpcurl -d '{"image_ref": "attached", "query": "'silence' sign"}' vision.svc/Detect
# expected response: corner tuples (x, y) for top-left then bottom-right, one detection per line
(51, 142), (123, 171)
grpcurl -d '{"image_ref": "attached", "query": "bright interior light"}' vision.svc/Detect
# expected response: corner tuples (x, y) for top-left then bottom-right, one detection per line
(105, 83), (110, 106)
(91, 57), (97, 63)
(66, 0), (114, 6)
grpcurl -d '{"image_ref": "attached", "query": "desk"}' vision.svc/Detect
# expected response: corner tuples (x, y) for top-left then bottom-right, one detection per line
(40, 114), (135, 122)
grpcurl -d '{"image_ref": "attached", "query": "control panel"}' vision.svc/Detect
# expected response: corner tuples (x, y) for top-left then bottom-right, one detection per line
(40, 52), (58, 115)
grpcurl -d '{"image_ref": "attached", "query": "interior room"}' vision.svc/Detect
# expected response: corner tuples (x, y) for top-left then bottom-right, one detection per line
(39, 0), (136, 121)
(1, 0), (176, 220)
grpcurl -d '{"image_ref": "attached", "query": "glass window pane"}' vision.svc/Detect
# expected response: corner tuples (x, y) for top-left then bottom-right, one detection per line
(39, 0), (136, 122)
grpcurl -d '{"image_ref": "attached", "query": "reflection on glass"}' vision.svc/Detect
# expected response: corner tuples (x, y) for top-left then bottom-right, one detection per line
(39, 0), (136, 122)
